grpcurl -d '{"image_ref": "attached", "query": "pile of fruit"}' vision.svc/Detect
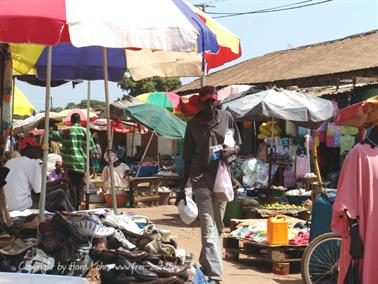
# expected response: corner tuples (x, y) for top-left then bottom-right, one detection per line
(259, 203), (307, 211)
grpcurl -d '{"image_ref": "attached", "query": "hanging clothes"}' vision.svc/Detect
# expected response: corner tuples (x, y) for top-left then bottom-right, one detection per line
(331, 143), (378, 284)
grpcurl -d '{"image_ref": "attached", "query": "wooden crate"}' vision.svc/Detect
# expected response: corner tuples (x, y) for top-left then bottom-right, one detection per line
(243, 241), (306, 263)
(223, 237), (241, 260)
(223, 236), (306, 273)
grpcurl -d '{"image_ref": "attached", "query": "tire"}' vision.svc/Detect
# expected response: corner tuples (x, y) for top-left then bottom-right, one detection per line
(301, 232), (341, 284)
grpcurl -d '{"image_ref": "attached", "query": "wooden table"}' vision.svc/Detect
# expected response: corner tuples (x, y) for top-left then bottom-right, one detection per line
(128, 175), (181, 207)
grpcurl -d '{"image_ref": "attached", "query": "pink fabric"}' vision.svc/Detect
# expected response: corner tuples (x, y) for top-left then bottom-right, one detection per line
(331, 143), (378, 284)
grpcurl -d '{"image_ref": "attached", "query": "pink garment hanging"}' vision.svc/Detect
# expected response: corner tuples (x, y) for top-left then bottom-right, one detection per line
(331, 143), (378, 284)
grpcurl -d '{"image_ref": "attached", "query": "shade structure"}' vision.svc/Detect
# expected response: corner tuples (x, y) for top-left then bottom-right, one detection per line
(60, 109), (98, 126)
(5, 0), (236, 82)
(90, 118), (148, 134)
(217, 85), (253, 101)
(4, 0), (242, 82)
(122, 104), (186, 139)
(179, 85), (254, 117)
(13, 85), (35, 117)
(222, 89), (334, 129)
(125, 2), (242, 80)
(136, 92), (181, 113)
(13, 112), (65, 135)
(335, 96), (378, 128)
(0, 0), (200, 50)
(110, 96), (144, 121)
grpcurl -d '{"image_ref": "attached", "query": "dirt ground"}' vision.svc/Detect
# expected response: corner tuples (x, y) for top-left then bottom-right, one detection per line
(120, 205), (303, 284)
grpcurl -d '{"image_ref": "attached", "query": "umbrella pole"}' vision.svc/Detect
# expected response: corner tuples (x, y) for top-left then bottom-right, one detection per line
(305, 130), (311, 173)
(192, 17), (206, 88)
(103, 48), (117, 214)
(267, 119), (275, 189)
(312, 131), (323, 192)
(38, 46), (52, 223)
(201, 60), (207, 88)
(136, 131), (155, 177)
(9, 77), (15, 153)
(85, 81), (91, 210)
(131, 124), (135, 157)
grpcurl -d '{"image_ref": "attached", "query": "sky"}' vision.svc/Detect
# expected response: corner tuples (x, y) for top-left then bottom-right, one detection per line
(15, 0), (378, 112)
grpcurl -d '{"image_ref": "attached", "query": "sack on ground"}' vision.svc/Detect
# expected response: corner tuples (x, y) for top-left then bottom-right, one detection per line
(213, 161), (234, 202)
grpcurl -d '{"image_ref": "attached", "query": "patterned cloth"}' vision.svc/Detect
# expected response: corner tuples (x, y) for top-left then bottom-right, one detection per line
(60, 123), (95, 173)
(1, 44), (12, 136)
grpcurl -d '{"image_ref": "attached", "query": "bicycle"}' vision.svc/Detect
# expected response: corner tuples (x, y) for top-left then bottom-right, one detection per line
(301, 232), (341, 284)
(301, 188), (341, 284)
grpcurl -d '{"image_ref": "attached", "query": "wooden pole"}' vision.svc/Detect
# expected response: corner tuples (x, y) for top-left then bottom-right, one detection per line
(85, 81), (91, 210)
(38, 46), (52, 223)
(103, 48), (117, 214)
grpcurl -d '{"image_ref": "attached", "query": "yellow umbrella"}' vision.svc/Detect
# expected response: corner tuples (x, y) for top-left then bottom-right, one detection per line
(13, 85), (35, 117)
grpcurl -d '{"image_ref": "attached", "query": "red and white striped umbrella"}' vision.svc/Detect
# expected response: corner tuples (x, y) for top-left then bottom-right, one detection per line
(0, 0), (198, 51)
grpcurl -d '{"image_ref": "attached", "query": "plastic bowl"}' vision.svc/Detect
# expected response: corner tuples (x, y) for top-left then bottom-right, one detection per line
(103, 193), (127, 208)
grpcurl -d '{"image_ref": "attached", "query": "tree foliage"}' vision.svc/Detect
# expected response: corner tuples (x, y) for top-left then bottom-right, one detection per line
(118, 75), (182, 97)
(64, 100), (105, 110)
(51, 107), (63, 112)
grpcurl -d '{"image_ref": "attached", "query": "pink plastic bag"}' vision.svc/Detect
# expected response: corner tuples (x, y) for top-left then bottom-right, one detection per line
(296, 155), (309, 179)
(213, 161), (234, 203)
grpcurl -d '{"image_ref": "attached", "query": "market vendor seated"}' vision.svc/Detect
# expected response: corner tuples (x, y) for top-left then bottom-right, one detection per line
(3, 139), (75, 212)
(48, 159), (64, 181)
(101, 151), (130, 191)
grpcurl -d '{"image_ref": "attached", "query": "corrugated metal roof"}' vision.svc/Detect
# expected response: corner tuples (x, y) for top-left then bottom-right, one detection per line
(176, 30), (378, 94)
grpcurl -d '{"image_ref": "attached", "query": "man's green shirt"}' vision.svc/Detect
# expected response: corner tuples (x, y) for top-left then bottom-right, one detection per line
(60, 123), (95, 173)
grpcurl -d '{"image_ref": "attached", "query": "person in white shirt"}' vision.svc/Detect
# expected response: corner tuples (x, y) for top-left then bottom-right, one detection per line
(101, 151), (130, 191)
(4, 155), (41, 211)
(3, 140), (74, 212)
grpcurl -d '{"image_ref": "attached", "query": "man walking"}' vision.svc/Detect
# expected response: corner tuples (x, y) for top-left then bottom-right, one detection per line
(61, 113), (94, 209)
(177, 86), (241, 283)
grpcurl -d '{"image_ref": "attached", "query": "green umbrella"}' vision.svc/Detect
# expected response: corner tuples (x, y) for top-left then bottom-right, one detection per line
(124, 104), (186, 139)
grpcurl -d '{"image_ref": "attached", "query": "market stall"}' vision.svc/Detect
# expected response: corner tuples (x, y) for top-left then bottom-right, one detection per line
(222, 87), (334, 190)
(12, 112), (65, 135)
(219, 88), (335, 274)
(110, 102), (186, 208)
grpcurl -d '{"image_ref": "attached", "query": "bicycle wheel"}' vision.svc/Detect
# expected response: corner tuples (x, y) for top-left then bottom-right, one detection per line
(301, 232), (341, 284)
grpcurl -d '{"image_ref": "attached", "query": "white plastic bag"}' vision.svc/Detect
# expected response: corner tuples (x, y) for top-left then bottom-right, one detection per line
(213, 161), (234, 202)
(178, 195), (198, 225)
(223, 129), (236, 148)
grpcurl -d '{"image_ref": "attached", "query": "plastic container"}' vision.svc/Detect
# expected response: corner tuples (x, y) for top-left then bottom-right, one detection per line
(273, 263), (290, 275)
(103, 193), (127, 208)
(267, 215), (289, 245)
(223, 199), (242, 227)
(159, 191), (171, 205)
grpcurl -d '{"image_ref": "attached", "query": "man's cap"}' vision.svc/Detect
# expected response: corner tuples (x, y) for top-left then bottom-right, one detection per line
(199, 85), (218, 102)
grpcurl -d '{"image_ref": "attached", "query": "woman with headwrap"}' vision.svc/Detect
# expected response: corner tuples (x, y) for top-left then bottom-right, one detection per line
(331, 97), (378, 284)
(101, 151), (130, 192)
